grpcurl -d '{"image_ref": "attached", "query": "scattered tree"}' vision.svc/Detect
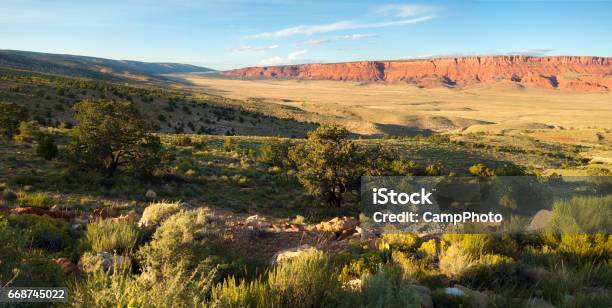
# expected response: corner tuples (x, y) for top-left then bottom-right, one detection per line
(288, 125), (361, 207)
(69, 99), (162, 177)
(0, 101), (28, 138)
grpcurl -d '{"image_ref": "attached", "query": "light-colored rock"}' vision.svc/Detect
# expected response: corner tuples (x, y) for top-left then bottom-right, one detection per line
(444, 287), (465, 297)
(528, 209), (553, 231)
(344, 279), (362, 292)
(271, 244), (315, 264)
(179, 202), (192, 210)
(145, 189), (157, 199)
(315, 216), (358, 233)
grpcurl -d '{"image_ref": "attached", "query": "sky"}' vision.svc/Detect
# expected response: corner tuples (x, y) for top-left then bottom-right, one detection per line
(1, 0), (611, 70)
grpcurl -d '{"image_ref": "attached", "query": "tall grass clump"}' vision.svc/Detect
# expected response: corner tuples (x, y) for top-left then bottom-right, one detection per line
(358, 266), (421, 308)
(211, 250), (342, 307)
(86, 219), (139, 254)
(550, 195), (612, 234)
(16, 192), (55, 208)
(138, 201), (183, 228)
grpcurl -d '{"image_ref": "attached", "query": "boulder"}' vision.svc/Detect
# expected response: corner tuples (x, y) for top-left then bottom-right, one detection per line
(271, 244), (316, 264)
(315, 216), (358, 233)
(145, 189), (157, 199)
(528, 209), (553, 231)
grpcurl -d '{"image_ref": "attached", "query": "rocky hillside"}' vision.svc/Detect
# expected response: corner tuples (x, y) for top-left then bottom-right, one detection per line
(222, 56), (612, 91)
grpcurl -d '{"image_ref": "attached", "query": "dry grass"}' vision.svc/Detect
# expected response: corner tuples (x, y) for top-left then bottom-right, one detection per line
(177, 75), (612, 135)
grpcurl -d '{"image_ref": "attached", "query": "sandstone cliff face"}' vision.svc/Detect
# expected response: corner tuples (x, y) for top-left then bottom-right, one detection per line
(222, 56), (612, 91)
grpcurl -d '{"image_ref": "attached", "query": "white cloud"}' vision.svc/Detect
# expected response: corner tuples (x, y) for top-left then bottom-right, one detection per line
(303, 33), (378, 46)
(250, 16), (434, 38)
(287, 49), (308, 61)
(342, 33), (377, 40)
(258, 56), (285, 66)
(305, 38), (332, 45)
(376, 4), (441, 17)
(230, 44), (279, 52)
(259, 49), (309, 66)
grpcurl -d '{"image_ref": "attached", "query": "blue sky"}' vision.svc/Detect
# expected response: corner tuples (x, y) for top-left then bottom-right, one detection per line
(1, 0), (611, 70)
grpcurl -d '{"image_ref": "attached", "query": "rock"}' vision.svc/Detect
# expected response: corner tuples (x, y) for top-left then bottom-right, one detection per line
(179, 202), (192, 210)
(92, 207), (117, 218)
(71, 224), (83, 232)
(11, 207), (74, 220)
(245, 215), (260, 223)
(410, 285), (433, 308)
(145, 189), (157, 199)
(344, 279), (362, 292)
(336, 227), (358, 240)
(271, 244), (315, 264)
(455, 284), (489, 308)
(222, 56), (612, 91)
(527, 210), (553, 231)
(315, 216), (359, 233)
(444, 287), (465, 297)
(55, 258), (78, 275)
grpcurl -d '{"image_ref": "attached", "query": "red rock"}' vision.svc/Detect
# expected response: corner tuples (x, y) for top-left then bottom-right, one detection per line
(92, 207), (117, 218)
(11, 207), (75, 220)
(222, 56), (612, 91)
(55, 258), (78, 275)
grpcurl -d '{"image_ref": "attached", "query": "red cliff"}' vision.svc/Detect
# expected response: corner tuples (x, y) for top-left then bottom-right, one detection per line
(222, 56), (612, 91)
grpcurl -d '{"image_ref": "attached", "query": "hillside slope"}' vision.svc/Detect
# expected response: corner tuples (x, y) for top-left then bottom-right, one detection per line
(222, 56), (612, 91)
(0, 50), (214, 82)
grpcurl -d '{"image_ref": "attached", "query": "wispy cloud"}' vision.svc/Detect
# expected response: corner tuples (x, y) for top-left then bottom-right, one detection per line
(409, 49), (554, 59)
(259, 49), (309, 66)
(303, 33), (378, 45)
(230, 44), (279, 52)
(376, 4), (441, 17)
(250, 16), (434, 38)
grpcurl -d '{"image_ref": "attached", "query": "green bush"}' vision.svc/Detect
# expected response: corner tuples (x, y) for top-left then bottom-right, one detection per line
(69, 99), (162, 178)
(1, 219), (64, 287)
(0, 101), (28, 138)
(35, 134), (59, 160)
(258, 140), (289, 166)
(550, 195), (612, 234)
(212, 250), (341, 307)
(138, 201), (183, 228)
(14, 120), (43, 143)
(378, 233), (420, 252)
(468, 163), (494, 176)
(16, 192), (56, 208)
(8, 214), (70, 252)
(417, 239), (438, 260)
(359, 266), (421, 308)
(86, 219), (139, 254)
